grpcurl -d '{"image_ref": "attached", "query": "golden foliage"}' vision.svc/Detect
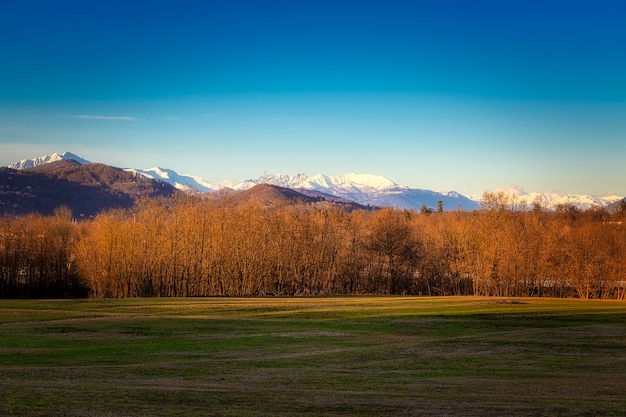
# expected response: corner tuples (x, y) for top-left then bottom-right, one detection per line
(1, 195), (625, 299)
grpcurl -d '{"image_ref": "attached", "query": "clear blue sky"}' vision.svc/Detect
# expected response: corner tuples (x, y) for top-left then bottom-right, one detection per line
(1, 0), (626, 196)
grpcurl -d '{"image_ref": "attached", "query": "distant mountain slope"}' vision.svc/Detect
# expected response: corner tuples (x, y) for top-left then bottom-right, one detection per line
(126, 167), (221, 193)
(228, 183), (371, 211)
(91, 166), (479, 211)
(468, 189), (624, 211)
(525, 191), (622, 210)
(0, 160), (178, 217)
(228, 183), (322, 206)
(606, 197), (626, 214)
(235, 173), (479, 211)
(6, 152), (624, 212)
(233, 172), (399, 193)
(355, 188), (479, 211)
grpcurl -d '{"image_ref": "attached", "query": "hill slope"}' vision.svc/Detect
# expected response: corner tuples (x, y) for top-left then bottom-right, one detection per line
(0, 160), (178, 217)
(6, 152), (624, 212)
(234, 173), (480, 211)
(225, 183), (371, 211)
(126, 166), (221, 193)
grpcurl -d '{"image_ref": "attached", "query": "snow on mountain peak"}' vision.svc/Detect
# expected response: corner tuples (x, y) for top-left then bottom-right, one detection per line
(526, 192), (623, 210)
(232, 172), (402, 194)
(59, 152), (90, 164)
(324, 173), (400, 191)
(125, 167), (222, 193)
(469, 186), (624, 210)
(6, 152), (624, 212)
(8, 151), (90, 170)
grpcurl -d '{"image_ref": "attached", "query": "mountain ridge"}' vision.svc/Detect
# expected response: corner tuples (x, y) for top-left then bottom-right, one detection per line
(5, 152), (624, 211)
(125, 166), (222, 193)
(8, 152), (91, 170)
(0, 159), (177, 217)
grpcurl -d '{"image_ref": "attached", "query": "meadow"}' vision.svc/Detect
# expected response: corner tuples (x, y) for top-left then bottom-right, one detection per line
(1, 297), (625, 416)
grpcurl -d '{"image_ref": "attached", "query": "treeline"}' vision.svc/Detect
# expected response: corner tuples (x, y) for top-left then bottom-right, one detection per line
(1, 193), (626, 299)
(0, 207), (86, 297)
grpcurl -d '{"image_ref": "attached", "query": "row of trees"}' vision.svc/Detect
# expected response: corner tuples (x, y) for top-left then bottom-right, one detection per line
(1, 193), (625, 299)
(0, 207), (85, 297)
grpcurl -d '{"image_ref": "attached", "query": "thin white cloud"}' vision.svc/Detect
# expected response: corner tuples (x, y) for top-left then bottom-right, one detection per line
(202, 113), (229, 119)
(64, 114), (137, 121)
(219, 178), (239, 188)
(497, 185), (527, 196)
(265, 116), (313, 123)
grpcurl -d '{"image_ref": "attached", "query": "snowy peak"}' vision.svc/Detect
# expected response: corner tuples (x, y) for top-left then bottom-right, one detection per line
(7, 152), (624, 212)
(8, 152), (90, 170)
(5, 152), (221, 194)
(230, 172), (475, 210)
(233, 173), (311, 190)
(319, 173), (401, 193)
(233, 172), (401, 194)
(528, 192), (622, 210)
(472, 187), (624, 211)
(126, 167), (221, 193)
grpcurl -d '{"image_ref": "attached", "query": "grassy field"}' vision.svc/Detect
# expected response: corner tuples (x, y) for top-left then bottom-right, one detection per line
(1, 296), (625, 416)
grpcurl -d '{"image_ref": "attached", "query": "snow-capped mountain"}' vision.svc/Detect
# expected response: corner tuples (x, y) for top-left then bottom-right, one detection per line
(125, 167), (222, 193)
(8, 152), (90, 170)
(469, 187), (624, 211)
(233, 173), (400, 193)
(523, 192), (623, 210)
(6, 152), (624, 211)
(235, 173), (479, 211)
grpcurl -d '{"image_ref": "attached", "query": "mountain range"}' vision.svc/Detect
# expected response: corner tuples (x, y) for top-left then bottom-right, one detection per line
(1, 156), (177, 217)
(231, 173), (480, 211)
(5, 152), (625, 213)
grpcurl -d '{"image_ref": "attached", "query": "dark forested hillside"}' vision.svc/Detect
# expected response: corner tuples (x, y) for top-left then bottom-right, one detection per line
(228, 183), (372, 211)
(0, 160), (178, 217)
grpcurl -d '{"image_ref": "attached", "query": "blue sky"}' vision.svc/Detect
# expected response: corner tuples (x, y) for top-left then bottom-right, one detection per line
(1, 0), (626, 196)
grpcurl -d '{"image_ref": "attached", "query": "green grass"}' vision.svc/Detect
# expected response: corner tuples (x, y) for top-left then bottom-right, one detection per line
(1, 296), (625, 416)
